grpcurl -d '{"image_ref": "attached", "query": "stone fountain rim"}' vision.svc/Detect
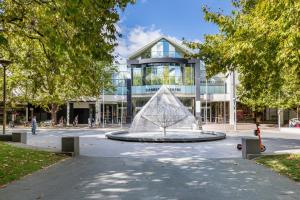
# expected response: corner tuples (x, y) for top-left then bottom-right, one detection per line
(105, 130), (226, 143)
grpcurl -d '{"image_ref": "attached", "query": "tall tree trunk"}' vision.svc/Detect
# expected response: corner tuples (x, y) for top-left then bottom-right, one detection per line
(51, 104), (58, 126)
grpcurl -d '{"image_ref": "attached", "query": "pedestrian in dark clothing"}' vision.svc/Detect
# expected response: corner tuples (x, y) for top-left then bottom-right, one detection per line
(32, 116), (37, 135)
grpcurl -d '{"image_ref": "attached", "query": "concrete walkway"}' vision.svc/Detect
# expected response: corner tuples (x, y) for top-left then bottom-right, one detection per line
(1, 157), (300, 200)
(22, 129), (300, 159)
(1, 129), (300, 199)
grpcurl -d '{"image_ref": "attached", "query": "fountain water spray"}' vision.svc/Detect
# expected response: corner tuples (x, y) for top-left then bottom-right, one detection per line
(129, 85), (198, 136)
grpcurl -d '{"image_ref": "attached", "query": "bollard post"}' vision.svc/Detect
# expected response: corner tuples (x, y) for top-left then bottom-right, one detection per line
(12, 132), (27, 144)
(242, 137), (260, 159)
(61, 137), (80, 156)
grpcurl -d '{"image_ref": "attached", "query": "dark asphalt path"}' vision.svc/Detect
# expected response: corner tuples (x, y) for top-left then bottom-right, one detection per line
(1, 157), (300, 200)
(1, 129), (300, 199)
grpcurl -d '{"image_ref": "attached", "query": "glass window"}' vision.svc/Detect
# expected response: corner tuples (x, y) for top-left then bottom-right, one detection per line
(136, 63), (188, 86)
(154, 65), (164, 85)
(185, 65), (194, 85)
(175, 50), (182, 58)
(151, 40), (163, 58)
(145, 67), (151, 85)
(149, 39), (183, 58)
(169, 64), (182, 85)
(133, 67), (142, 86)
(163, 65), (169, 84)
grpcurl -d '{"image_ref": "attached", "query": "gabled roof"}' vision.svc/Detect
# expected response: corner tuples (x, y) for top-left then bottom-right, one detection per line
(128, 36), (193, 60)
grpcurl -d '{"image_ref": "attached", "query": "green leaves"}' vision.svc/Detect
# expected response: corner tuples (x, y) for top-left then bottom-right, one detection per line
(189, 0), (300, 111)
(0, 0), (133, 119)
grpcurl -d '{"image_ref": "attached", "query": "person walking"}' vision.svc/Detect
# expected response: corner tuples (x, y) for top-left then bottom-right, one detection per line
(88, 117), (91, 128)
(31, 116), (37, 135)
(73, 115), (78, 127)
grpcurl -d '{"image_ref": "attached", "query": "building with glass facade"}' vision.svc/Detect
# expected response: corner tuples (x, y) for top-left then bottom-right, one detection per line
(62, 36), (232, 126)
(52, 36), (234, 126)
(125, 37), (230, 123)
(9, 36), (292, 126)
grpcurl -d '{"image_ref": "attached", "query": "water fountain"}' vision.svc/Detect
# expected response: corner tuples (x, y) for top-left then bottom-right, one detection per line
(106, 85), (226, 142)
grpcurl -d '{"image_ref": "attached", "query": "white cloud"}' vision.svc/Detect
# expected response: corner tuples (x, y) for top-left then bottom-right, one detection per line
(114, 25), (199, 64)
(115, 25), (163, 62)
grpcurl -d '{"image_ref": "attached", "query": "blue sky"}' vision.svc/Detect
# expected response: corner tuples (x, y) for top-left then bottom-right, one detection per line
(116, 0), (234, 60)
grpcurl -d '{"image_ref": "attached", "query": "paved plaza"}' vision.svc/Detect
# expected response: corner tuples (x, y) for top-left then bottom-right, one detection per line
(19, 128), (300, 158)
(1, 128), (300, 199)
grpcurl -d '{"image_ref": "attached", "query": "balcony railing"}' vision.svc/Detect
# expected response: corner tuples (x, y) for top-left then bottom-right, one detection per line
(141, 51), (182, 59)
(104, 85), (226, 96)
(200, 85), (226, 94)
(132, 85), (195, 95)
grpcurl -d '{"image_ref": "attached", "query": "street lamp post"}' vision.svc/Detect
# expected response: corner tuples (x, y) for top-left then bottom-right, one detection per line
(223, 75), (227, 132)
(1, 59), (12, 135)
(102, 87), (105, 128)
(232, 71), (237, 131)
(205, 79), (208, 124)
(120, 80), (124, 129)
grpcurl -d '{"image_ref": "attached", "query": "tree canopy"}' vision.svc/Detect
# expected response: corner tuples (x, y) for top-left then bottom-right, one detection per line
(189, 0), (300, 111)
(0, 0), (134, 122)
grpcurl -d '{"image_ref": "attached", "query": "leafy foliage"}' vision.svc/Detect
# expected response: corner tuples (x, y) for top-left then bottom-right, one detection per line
(188, 0), (300, 111)
(0, 0), (133, 122)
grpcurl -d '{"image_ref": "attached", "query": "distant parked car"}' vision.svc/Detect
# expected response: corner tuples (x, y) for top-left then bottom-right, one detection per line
(289, 118), (300, 128)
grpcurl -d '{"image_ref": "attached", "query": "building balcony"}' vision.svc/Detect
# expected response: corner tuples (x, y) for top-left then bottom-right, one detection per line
(105, 85), (226, 97)
(132, 85), (195, 96)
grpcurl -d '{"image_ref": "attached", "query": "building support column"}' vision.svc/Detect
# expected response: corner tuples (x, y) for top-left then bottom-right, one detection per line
(89, 104), (93, 125)
(195, 60), (202, 128)
(126, 78), (132, 124)
(112, 105), (114, 124)
(69, 103), (74, 125)
(116, 103), (119, 124)
(30, 108), (33, 121)
(229, 71), (236, 130)
(205, 79), (208, 124)
(66, 102), (70, 126)
(278, 109), (284, 128)
(25, 106), (29, 122)
(95, 97), (100, 127)
(215, 103), (218, 123)
(210, 105), (212, 122)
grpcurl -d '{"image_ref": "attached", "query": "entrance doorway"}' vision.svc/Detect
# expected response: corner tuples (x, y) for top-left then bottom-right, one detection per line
(102, 104), (115, 124)
(201, 107), (211, 123)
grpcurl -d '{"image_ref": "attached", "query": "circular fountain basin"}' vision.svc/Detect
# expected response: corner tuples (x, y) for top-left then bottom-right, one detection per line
(106, 130), (226, 143)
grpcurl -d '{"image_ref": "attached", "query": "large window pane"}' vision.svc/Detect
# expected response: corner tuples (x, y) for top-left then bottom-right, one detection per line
(133, 67), (142, 86)
(163, 65), (169, 84)
(145, 67), (151, 85)
(149, 39), (183, 58)
(151, 66), (163, 85)
(185, 65), (194, 85)
(169, 64), (182, 85)
(137, 63), (189, 86)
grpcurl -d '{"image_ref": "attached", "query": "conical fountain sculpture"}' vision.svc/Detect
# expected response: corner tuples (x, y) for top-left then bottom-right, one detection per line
(106, 85), (226, 142)
(129, 85), (198, 136)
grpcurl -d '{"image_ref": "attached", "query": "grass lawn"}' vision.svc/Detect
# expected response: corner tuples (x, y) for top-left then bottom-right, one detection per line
(0, 142), (67, 186)
(256, 154), (300, 182)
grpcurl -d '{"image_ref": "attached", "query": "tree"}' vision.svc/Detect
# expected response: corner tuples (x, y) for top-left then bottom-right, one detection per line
(188, 0), (300, 113)
(0, 0), (134, 124)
